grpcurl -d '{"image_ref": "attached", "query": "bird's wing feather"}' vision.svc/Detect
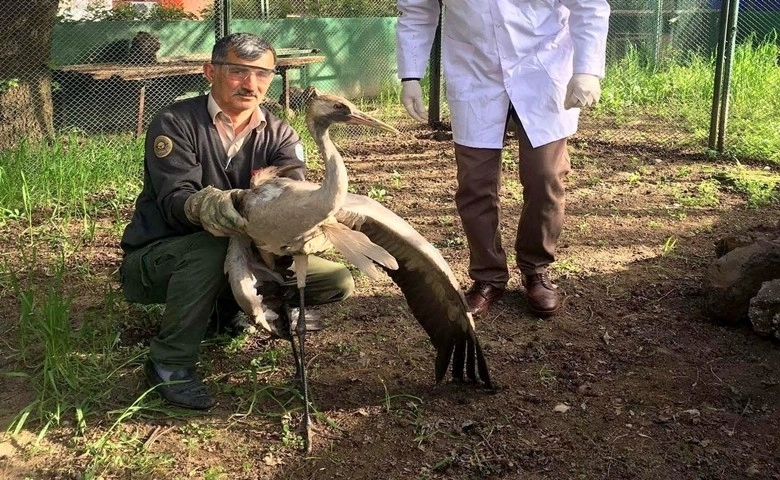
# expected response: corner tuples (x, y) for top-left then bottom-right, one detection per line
(336, 193), (492, 387)
(225, 236), (275, 333)
(322, 221), (398, 280)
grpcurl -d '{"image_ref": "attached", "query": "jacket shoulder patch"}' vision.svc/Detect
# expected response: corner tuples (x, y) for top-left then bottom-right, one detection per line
(154, 135), (174, 158)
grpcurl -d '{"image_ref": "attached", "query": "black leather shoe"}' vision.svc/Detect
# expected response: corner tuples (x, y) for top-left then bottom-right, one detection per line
(226, 312), (256, 335)
(207, 300), (256, 337)
(144, 360), (216, 410)
(464, 281), (505, 317)
(522, 272), (561, 317)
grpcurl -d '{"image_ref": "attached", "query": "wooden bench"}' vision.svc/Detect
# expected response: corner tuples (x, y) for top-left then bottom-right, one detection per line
(56, 48), (325, 136)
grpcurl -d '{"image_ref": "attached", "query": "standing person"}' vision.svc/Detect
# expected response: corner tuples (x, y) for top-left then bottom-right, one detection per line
(396, 1), (610, 317)
(119, 33), (354, 410)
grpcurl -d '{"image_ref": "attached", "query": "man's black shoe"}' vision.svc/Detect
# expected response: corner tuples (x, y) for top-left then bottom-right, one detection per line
(144, 360), (216, 410)
(207, 301), (255, 338)
(224, 312), (256, 335)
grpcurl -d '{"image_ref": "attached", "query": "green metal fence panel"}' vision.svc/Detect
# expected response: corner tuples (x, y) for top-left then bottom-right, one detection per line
(229, 17), (398, 98)
(48, 16), (398, 135)
(51, 21), (216, 66)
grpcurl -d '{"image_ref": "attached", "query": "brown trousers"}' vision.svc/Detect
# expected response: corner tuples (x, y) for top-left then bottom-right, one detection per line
(454, 116), (570, 288)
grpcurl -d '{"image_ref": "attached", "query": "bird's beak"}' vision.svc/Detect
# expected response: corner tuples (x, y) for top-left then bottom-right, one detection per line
(346, 111), (399, 134)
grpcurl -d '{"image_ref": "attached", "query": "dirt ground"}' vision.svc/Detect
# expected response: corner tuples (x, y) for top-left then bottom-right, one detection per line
(1, 117), (779, 480)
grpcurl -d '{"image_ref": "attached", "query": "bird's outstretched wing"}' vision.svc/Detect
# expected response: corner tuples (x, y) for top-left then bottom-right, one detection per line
(335, 193), (494, 389)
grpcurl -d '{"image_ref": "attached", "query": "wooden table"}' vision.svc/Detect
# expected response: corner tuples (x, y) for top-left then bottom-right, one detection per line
(56, 50), (325, 136)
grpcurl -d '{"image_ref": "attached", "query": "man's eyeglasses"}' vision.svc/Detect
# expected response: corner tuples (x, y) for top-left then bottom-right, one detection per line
(212, 62), (277, 81)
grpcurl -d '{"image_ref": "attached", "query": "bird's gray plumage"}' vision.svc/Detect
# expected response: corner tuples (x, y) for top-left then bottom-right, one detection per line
(226, 95), (494, 430)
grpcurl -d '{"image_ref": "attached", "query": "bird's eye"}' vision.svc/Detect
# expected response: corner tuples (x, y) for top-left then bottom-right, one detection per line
(333, 103), (346, 110)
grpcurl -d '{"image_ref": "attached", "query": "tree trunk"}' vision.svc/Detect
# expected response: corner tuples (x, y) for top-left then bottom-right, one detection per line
(0, 1), (59, 150)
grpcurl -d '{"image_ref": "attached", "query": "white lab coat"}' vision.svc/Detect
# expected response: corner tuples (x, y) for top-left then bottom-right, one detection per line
(396, 0), (610, 148)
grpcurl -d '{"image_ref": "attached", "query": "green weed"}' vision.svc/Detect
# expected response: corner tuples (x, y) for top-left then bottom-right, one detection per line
(501, 149), (517, 171)
(503, 179), (522, 201)
(678, 180), (720, 207)
(714, 163), (779, 208)
(436, 215), (454, 226)
(391, 169), (402, 187)
(661, 236), (678, 257)
(538, 365), (557, 388)
(0, 134), (143, 223)
(367, 185), (391, 202)
(553, 259), (581, 275)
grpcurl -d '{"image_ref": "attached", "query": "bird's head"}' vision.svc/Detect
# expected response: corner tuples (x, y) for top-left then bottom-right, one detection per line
(305, 93), (399, 134)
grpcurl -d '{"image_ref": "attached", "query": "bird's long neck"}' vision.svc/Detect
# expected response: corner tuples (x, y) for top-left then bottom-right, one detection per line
(308, 118), (347, 216)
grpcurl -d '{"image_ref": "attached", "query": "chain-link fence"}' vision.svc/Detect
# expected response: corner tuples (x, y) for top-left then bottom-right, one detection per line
(594, 0), (779, 159)
(1, 1), (779, 158)
(608, 0), (719, 61)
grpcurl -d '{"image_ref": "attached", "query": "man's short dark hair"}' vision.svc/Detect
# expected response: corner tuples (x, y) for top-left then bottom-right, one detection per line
(212, 33), (277, 64)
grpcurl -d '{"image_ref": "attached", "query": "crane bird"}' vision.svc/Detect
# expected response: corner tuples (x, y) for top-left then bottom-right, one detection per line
(226, 94), (494, 451)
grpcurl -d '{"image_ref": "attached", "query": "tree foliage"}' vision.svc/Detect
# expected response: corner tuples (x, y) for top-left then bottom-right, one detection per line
(59, 0), (198, 22)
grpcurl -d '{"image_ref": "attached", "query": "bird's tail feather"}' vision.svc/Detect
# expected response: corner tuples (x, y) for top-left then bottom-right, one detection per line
(473, 337), (494, 390)
(452, 340), (466, 382)
(467, 339), (476, 382)
(435, 341), (456, 384)
(225, 237), (274, 333)
(322, 222), (398, 280)
(446, 337), (494, 390)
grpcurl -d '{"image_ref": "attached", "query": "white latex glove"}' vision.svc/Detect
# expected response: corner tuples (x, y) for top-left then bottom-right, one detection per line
(564, 73), (602, 110)
(400, 80), (428, 123)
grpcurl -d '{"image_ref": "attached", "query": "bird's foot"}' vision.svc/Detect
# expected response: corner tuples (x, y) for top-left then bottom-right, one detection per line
(268, 307), (324, 339)
(300, 412), (313, 453)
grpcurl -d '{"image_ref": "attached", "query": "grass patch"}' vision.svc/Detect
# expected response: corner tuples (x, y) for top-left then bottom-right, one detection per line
(714, 162), (780, 208)
(0, 133), (143, 223)
(6, 259), (146, 440)
(598, 37), (780, 164)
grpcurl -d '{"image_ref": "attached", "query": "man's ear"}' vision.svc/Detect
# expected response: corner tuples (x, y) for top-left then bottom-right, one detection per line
(203, 62), (216, 84)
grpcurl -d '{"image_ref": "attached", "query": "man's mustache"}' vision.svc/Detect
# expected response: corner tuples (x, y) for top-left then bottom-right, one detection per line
(234, 89), (257, 97)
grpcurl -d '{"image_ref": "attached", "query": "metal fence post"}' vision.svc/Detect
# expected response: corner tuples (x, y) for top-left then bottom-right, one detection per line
(708, 0), (731, 150)
(653, 0), (664, 64)
(428, 0), (443, 127)
(716, 0), (740, 152)
(214, 0), (230, 42)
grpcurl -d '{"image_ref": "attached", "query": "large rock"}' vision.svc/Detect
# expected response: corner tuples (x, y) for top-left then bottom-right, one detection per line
(703, 239), (780, 323)
(749, 279), (780, 339)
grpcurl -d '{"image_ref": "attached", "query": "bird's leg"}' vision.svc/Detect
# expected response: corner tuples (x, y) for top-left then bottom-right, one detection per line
(292, 255), (312, 453)
(287, 310), (301, 380)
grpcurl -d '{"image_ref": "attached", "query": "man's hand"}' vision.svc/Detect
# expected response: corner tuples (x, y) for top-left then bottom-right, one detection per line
(564, 73), (602, 110)
(184, 186), (247, 237)
(401, 80), (428, 123)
